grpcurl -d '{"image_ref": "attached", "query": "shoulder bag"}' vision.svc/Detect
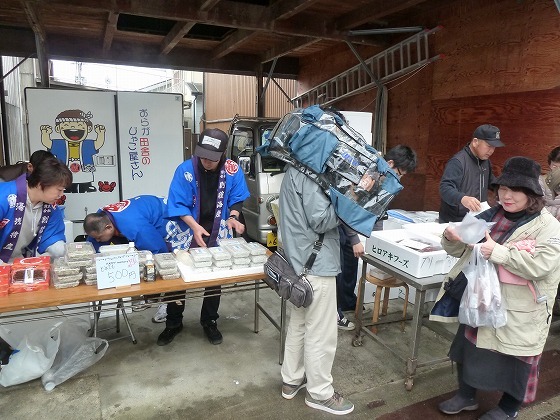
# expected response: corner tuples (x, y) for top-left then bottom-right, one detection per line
(263, 234), (324, 308)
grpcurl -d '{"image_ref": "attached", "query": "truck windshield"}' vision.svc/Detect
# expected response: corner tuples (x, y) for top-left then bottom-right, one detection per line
(260, 127), (283, 173)
(231, 125), (283, 173)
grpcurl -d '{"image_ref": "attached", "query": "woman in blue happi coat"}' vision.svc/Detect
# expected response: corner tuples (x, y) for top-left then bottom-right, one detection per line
(0, 157), (72, 262)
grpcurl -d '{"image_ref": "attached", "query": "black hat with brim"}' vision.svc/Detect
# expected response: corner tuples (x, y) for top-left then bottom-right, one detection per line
(492, 156), (543, 196)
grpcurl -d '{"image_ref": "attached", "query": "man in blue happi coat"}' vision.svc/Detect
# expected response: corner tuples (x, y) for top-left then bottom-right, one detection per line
(158, 127), (249, 346)
(83, 195), (189, 254)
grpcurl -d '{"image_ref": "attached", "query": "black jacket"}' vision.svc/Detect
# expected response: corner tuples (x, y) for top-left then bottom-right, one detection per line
(439, 145), (495, 223)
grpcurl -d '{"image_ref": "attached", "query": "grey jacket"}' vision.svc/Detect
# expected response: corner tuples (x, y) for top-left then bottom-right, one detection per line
(279, 166), (340, 276)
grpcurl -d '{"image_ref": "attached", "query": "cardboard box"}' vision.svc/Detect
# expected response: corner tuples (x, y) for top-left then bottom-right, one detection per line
(365, 229), (458, 278)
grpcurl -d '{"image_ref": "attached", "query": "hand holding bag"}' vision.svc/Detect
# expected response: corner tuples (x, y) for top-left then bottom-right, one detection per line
(458, 243), (507, 328)
(263, 234), (324, 308)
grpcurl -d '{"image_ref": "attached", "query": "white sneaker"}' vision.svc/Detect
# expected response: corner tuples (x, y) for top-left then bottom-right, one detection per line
(337, 317), (355, 331)
(152, 304), (167, 323)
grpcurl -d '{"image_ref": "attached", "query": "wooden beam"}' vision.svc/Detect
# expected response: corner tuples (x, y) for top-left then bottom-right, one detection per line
(103, 11), (119, 52)
(212, 30), (259, 60)
(35, 33), (50, 87)
(21, 0), (46, 43)
(260, 37), (320, 63)
(45, 34), (300, 78)
(160, 21), (196, 55)
(269, 0), (320, 20)
(334, 0), (429, 30)
(43, 0), (351, 41)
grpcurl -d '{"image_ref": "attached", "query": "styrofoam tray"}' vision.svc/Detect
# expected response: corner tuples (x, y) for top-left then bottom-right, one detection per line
(178, 261), (263, 283)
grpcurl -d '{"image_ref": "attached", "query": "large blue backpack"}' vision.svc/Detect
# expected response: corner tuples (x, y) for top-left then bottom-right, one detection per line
(257, 105), (403, 236)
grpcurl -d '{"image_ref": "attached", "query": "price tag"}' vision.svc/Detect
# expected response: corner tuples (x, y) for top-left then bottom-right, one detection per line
(96, 253), (140, 289)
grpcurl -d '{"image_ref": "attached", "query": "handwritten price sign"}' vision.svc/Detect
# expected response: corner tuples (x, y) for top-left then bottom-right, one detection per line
(96, 253), (140, 289)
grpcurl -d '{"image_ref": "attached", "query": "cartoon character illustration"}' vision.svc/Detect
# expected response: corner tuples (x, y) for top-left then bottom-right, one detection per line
(40, 109), (105, 193)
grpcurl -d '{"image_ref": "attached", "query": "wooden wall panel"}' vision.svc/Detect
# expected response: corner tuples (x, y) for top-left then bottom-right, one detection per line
(297, 0), (560, 213)
(425, 87), (560, 210)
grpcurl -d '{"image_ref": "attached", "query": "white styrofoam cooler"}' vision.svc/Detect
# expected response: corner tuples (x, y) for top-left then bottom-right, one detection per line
(365, 229), (458, 278)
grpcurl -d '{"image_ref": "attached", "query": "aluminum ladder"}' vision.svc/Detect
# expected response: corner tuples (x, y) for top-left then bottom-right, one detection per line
(292, 26), (444, 108)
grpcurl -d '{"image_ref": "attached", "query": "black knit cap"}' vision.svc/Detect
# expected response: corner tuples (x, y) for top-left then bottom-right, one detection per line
(492, 156), (543, 196)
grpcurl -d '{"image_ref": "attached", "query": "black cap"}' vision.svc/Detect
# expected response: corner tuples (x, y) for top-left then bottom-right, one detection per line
(194, 128), (228, 161)
(473, 124), (504, 147)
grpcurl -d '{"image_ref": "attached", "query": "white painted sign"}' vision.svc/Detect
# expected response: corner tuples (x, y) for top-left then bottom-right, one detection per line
(96, 253), (140, 289)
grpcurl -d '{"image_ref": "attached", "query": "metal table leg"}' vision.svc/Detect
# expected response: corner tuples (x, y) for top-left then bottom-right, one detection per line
(254, 280), (260, 333)
(405, 289), (427, 390)
(117, 298), (137, 344)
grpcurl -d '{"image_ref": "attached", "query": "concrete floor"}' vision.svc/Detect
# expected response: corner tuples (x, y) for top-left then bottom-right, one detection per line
(1, 288), (560, 419)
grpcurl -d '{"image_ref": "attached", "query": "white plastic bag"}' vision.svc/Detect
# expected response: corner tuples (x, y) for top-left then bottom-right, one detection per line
(0, 325), (61, 387)
(459, 244), (507, 328)
(41, 319), (108, 391)
(453, 212), (495, 244)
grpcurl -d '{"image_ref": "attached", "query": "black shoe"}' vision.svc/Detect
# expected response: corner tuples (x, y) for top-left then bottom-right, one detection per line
(157, 324), (183, 346)
(438, 394), (479, 415)
(202, 320), (223, 345)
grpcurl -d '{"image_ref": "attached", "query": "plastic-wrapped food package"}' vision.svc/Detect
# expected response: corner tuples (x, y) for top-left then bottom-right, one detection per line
(84, 273), (97, 286)
(9, 257), (51, 293)
(137, 250), (153, 265)
(232, 263), (250, 269)
(261, 106), (404, 236)
(189, 248), (213, 263)
(213, 259), (233, 268)
(160, 272), (180, 280)
(65, 243), (94, 267)
(52, 258), (81, 276)
(65, 242), (95, 260)
(217, 237), (247, 247)
(156, 266), (179, 276)
(51, 259), (83, 289)
(223, 244), (250, 258)
(99, 244), (130, 255)
(208, 246), (232, 261)
(250, 254), (268, 264)
(233, 257), (251, 266)
(243, 242), (267, 256)
(0, 266), (10, 296)
(154, 253), (177, 270)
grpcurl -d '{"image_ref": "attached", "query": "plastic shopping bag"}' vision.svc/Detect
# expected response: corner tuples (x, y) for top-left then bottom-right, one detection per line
(453, 212), (495, 244)
(459, 244), (507, 328)
(41, 319), (108, 391)
(0, 324), (61, 387)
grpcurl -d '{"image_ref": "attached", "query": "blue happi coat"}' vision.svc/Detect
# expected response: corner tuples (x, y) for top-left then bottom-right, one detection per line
(0, 179), (65, 262)
(167, 158), (250, 250)
(87, 195), (189, 253)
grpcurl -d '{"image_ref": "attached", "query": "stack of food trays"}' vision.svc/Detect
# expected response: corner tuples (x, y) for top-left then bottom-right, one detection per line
(208, 246), (232, 270)
(51, 257), (83, 288)
(188, 248), (213, 273)
(65, 242), (95, 268)
(154, 253), (179, 279)
(244, 242), (268, 266)
(83, 254), (99, 286)
(223, 244), (251, 269)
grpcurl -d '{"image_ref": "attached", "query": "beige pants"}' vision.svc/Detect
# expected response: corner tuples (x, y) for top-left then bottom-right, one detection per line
(281, 274), (338, 400)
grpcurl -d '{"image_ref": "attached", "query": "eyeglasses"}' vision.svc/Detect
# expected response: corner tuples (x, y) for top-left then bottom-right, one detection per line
(395, 168), (406, 178)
